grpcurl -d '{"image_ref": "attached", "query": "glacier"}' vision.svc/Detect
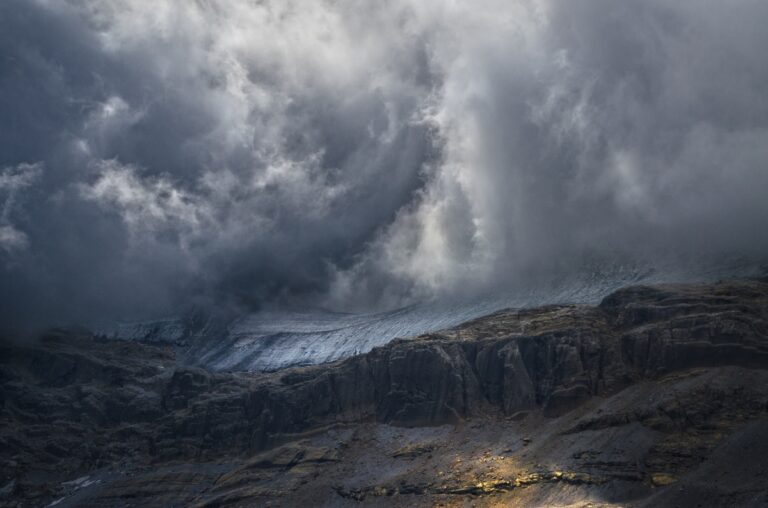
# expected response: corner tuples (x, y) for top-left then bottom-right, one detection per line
(91, 260), (764, 372)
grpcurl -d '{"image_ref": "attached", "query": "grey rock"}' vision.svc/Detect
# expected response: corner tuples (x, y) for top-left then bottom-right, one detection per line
(1, 278), (768, 506)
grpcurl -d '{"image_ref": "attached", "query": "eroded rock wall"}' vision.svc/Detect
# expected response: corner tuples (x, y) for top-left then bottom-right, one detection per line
(2, 279), (768, 469)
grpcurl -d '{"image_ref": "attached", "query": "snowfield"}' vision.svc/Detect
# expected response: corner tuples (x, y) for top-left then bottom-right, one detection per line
(92, 261), (762, 372)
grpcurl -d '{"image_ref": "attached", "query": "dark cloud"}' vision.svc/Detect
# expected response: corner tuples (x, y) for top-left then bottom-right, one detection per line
(1, 0), (767, 331)
(330, 0), (768, 306)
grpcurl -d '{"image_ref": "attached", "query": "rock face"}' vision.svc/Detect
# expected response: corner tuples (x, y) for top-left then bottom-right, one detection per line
(1, 278), (768, 507)
(162, 279), (768, 453)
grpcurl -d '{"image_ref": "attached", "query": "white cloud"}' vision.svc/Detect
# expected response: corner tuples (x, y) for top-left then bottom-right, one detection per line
(0, 162), (42, 254)
(81, 160), (210, 249)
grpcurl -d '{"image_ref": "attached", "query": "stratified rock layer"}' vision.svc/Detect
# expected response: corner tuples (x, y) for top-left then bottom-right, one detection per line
(1, 278), (768, 507)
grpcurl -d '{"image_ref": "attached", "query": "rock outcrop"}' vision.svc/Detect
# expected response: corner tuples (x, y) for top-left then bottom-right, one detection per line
(1, 278), (768, 507)
(155, 279), (768, 457)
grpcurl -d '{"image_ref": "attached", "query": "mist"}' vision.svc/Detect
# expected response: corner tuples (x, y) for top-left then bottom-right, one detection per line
(2, 0), (768, 330)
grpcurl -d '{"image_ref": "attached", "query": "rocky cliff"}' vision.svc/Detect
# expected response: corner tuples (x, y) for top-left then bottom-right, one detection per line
(2, 279), (768, 507)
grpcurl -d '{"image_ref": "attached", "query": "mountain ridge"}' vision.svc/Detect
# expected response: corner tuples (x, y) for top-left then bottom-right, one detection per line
(1, 278), (768, 506)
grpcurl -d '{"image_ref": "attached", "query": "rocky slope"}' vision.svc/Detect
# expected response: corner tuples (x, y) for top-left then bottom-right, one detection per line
(1, 278), (768, 507)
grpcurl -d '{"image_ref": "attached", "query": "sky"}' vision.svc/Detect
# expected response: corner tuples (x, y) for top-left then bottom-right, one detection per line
(1, 0), (768, 330)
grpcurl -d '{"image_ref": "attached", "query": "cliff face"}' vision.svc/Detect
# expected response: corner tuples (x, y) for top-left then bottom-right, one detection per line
(2, 279), (768, 507)
(160, 279), (768, 455)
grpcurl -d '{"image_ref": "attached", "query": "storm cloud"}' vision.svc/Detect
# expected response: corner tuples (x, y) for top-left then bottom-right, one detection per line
(1, 0), (767, 329)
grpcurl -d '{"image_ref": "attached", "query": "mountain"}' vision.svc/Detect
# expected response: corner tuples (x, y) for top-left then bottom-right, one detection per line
(2, 278), (768, 507)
